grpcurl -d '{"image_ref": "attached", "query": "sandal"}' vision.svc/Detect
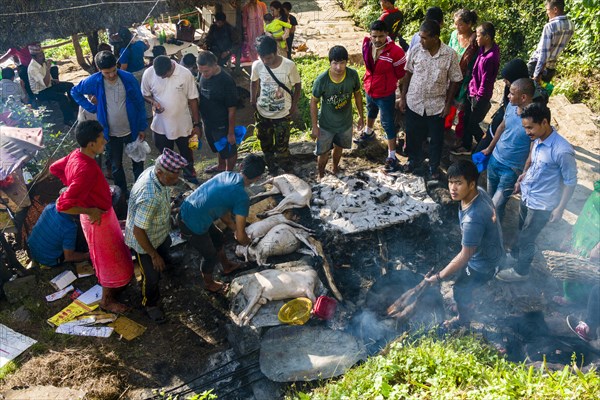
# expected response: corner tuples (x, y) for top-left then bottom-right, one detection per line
(145, 306), (167, 324)
(204, 164), (225, 174)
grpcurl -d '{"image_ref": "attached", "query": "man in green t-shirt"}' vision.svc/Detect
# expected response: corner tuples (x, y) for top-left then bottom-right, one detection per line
(310, 46), (364, 180)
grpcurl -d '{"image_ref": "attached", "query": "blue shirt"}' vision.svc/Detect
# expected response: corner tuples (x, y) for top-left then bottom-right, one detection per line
(459, 188), (505, 274)
(521, 129), (577, 211)
(119, 41), (147, 73)
(70, 69), (148, 140)
(27, 203), (77, 266)
(492, 103), (531, 171)
(180, 172), (249, 235)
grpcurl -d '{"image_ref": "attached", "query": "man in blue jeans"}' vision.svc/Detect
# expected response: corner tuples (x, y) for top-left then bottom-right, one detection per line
(355, 20), (406, 172)
(398, 20), (462, 179)
(481, 78), (535, 222)
(71, 51), (147, 197)
(496, 103), (577, 282)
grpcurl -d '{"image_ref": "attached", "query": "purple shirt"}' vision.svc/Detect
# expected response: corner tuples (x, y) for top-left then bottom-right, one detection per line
(468, 44), (500, 101)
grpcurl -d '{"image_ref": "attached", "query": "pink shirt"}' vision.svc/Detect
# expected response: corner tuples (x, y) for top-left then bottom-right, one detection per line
(50, 149), (112, 212)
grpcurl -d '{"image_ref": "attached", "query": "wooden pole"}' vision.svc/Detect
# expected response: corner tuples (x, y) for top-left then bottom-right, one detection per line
(71, 34), (90, 70)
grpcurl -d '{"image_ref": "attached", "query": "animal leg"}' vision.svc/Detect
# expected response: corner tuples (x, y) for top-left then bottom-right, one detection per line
(283, 220), (314, 233)
(238, 286), (263, 323)
(244, 296), (266, 324)
(294, 233), (319, 257)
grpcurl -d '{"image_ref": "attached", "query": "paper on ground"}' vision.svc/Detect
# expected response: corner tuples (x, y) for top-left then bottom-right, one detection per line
(50, 270), (77, 290)
(47, 300), (98, 327)
(55, 318), (113, 338)
(77, 284), (102, 306)
(109, 316), (146, 340)
(75, 262), (94, 278)
(45, 285), (74, 302)
(0, 324), (37, 367)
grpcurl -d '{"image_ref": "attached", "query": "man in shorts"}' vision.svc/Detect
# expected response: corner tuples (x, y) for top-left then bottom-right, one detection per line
(250, 35), (301, 174)
(197, 50), (239, 173)
(310, 45), (364, 180)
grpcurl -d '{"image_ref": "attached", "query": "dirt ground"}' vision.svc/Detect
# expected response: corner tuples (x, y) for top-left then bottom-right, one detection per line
(2, 33), (600, 399)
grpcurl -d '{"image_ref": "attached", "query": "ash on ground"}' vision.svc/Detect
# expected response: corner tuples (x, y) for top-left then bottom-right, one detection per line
(311, 169), (439, 234)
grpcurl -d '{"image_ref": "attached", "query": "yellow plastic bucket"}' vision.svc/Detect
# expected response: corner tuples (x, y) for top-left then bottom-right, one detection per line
(278, 297), (313, 325)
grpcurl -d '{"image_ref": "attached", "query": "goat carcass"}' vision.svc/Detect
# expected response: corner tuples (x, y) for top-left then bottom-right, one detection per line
(252, 174), (311, 216)
(236, 223), (318, 266)
(231, 268), (318, 325)
(245, 214), (312, 240)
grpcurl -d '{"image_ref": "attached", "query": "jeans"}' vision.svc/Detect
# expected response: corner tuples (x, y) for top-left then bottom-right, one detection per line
(35, 82), (77, 122)
(153, 132), (196, 180)
(453, 265), (495, 322)
(462, 96), (491, 150)
(135, 236), (172, 307)
(105, 134), (144, 197)
(511, 202), (551, 276)
(527, 60), (556, 83)
(486, 156), (520, 222)
(366, 93), (396, 139)
(404, 106), (445, 170)
(179, 220), (224, 275)
(587, 285), (600, 336)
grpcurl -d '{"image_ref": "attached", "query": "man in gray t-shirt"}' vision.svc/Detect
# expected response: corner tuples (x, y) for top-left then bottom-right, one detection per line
(425, 160), (504, 326)
(71, 51), (148, 197)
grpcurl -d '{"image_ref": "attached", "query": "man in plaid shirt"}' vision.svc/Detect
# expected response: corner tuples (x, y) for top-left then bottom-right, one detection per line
(528, 0), (574, 83)
(125, 148), (188, 324)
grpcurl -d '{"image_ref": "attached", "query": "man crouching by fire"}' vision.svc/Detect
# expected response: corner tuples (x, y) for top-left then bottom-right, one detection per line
(425, 160), (505, 327)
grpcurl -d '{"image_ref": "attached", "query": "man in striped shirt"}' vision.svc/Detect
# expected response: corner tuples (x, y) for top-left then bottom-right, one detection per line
(528, 0), (574, 83)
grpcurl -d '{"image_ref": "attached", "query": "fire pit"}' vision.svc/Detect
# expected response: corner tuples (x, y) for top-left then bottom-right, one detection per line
(311, 169), (439, 234)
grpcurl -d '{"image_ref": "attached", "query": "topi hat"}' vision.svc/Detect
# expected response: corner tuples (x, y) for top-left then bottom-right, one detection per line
(28, 44), (43, 55)
(156, 148), (188, 173)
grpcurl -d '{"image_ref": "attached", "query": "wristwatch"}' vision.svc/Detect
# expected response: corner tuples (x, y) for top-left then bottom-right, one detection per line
(193, 122), (202, 128)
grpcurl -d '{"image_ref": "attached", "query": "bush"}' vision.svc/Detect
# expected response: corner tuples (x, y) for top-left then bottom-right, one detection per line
(342, 0), (600, 111)
(289, 334), (600, 399)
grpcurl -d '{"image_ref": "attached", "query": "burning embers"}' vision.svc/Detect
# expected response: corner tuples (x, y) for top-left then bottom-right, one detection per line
(311, 169), (439, 233)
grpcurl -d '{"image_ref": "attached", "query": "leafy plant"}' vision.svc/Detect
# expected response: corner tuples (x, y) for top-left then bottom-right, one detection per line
(288, 333), (600, 399)
(41, 36), (92, 61)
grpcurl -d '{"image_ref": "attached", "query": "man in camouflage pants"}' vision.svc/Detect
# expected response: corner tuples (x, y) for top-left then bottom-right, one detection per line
(250, 35), (301, 174)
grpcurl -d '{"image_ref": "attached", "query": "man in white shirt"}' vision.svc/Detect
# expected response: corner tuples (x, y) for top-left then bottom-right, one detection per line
(250, 35), (301, 174)
(27, 44), (77, 125)
(142, 56), (201, 184)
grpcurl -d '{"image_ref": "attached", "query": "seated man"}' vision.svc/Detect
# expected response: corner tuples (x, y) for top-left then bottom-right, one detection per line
(27, 202), (89, 267)
(206, 12), (238, 67)
(178, 154), (265, 293)
(27, 44), (77, 125)
(425, 160), (504, 327)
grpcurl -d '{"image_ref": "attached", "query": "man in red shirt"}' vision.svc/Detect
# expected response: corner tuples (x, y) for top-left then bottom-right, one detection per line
(356, 20), (406, 172)
(379, 0), (408, 50)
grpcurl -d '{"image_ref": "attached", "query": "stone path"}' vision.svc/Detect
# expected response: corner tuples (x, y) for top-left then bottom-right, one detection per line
(292, 0), (366, 59)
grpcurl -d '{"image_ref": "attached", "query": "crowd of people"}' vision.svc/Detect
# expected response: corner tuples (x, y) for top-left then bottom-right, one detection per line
(2, 0), (597, 338)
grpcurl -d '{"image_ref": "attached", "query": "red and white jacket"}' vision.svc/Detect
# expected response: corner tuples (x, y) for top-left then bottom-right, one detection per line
(362, 36), (406, 98)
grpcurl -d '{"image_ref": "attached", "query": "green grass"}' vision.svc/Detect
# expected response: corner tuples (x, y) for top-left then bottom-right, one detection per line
(41, 36), (91, 61)
(288, 333), (600, 399)
(0, 362), (17, 380)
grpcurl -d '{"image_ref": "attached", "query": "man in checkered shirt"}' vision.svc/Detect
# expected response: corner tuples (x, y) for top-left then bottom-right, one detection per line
(125, 148), (188, 324)
(528, 0), (574, 83)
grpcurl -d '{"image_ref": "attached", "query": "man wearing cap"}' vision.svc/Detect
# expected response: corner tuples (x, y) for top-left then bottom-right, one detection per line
(141, 55), (201, 184)
(179, 154), (266, 294)
(125, 148), (187, 323)
(196, 50), (239, 173)
(27, 44), (78, 125)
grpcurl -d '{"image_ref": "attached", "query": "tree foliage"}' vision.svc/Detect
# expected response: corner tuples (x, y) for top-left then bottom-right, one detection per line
(344, 0), (600, 108)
